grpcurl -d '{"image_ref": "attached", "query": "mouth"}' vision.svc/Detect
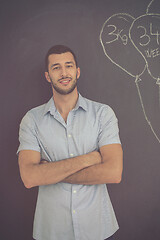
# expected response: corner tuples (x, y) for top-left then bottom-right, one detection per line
(59, 78), (72, 85)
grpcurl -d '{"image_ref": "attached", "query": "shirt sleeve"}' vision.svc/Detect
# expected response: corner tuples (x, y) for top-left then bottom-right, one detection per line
(98, 106), (121, 148)
(17, 111), (41, 154)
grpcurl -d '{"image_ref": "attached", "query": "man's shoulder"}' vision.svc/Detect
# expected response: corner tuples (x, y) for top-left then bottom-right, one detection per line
(22, 99), (51, 122)
(27, 103), (47, 116)
(82, 96), (117, 122)
(84, 96), (112, 112)
(32, 102), (47, 111)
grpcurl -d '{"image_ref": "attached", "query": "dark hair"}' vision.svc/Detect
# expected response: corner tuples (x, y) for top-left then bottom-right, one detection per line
(45, 45), (78, 71)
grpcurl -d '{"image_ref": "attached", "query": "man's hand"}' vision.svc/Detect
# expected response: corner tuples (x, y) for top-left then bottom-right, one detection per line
(63, 144), (123, 185)
(86, 151), (102, 164)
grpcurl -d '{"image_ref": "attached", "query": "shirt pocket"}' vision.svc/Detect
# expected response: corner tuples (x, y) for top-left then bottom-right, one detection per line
(36, 122), (68, 162)
(72, 119), (99, 155)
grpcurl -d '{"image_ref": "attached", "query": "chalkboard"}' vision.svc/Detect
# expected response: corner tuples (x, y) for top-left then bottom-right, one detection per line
(1, 0), (160, 240)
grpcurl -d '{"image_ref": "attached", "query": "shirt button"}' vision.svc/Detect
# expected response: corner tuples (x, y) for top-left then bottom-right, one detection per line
(68, 134), (72, 138)
(70, 153), (74, 157)
(73, 190), (77, 193)
(73, 210), (76, 213)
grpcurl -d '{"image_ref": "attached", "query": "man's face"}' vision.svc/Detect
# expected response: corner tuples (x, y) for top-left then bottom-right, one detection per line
(45, 52), (80, 95)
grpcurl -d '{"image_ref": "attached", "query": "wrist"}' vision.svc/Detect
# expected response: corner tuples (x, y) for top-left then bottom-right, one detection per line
(88, 151), (101, 165)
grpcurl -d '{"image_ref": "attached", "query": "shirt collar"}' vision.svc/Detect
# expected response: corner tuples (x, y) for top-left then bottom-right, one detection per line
(43, 93), (87, 116)
(74, 93), (87, 111)
(43, 97), (57, 116)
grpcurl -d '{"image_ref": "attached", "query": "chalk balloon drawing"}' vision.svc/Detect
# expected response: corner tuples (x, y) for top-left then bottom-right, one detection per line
(100, 0), (160, 143)
(130, 14), (160, 82)
(146, 0), (160, 14)
(100, 13), (146, 78)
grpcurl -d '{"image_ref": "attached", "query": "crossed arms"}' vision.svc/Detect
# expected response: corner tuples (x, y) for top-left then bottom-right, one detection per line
(18, 144), (123, 188)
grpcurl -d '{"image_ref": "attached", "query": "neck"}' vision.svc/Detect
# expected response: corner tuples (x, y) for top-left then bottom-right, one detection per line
(52, 88), (79, 117)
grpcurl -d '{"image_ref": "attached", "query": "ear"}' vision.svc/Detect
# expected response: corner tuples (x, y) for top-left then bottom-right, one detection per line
(77, 67), (80, 79)
(45, 72), (51, 83)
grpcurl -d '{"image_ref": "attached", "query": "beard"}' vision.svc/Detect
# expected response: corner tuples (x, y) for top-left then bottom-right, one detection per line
(49, 75), (78, 95)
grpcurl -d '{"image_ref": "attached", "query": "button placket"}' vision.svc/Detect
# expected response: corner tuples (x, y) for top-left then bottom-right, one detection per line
(71, 186), (80, 240)
(66, 111), (81, 239)
(66, 111), (76, 159)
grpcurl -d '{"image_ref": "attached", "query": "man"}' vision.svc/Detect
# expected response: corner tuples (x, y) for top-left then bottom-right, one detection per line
(17, 45), (123, 240)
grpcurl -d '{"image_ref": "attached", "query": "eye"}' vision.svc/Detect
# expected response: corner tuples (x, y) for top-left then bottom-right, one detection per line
(53, 66), (60, 70)
(66, 65), (73, 68)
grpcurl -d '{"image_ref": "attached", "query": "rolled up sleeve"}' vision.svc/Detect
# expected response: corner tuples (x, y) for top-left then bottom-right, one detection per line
(17, 112), (40, 154)
(98, 106), (121, 148)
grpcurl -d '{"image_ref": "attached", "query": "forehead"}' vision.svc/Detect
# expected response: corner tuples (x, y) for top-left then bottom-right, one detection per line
(48, 52), (75, 65)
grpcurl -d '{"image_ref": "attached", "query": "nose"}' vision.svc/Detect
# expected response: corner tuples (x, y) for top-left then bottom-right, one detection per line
(61, 66), (67, 77)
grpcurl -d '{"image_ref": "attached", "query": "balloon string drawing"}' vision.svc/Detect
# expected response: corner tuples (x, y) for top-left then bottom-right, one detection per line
(100, 0), (160, 143)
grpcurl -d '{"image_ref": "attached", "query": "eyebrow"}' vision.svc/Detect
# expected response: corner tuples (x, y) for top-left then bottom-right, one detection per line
(65, 61), (74, 65)
(50, 63), (60, 68)
(50, 61), (75, 69)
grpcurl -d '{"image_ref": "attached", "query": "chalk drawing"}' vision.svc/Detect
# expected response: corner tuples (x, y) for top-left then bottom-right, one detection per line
(100, 0), (160, 143)
(100, 13), (146, 78)
(146, 0), (155, 14)
(129, 14), (160, 81)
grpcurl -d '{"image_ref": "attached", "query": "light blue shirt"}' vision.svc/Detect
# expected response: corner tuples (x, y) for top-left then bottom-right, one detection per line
(17, 94), (121, 240)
